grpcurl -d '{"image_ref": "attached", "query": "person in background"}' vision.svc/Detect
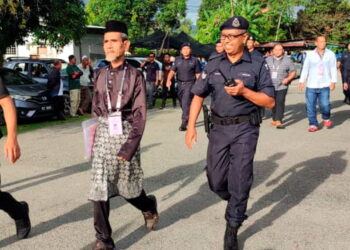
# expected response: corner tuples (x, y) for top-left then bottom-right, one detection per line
(66, 55), (83, 117)
(299, 35), (337, 132)
(266, 44), (296, 128)
(141, 52), (160, 109)
(160, 53), (177, 109)
(78, 56), (93, 114)
(47, 60), (66, 120)
(337, 43), (350, 104)
(167, 43), (201, 131)
(0, 77), (30, 240)
(246, 36), (263, 59)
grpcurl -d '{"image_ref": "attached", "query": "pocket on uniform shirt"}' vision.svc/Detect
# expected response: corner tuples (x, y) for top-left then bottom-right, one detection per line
(236, 72), (256, 89)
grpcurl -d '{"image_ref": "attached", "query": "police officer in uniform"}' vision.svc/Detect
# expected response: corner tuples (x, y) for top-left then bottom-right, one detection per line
(247, 36), (263, 59)
(185, 16), (275, 250)
(167, 43), (201, 131)
(337, 43), (350, 104)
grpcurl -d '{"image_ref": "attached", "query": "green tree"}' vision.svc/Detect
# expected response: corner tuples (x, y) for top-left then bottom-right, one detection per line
(86, 0), (186, 41)
(0, 0), (86, 64)
(86, 0), (158, 40)
(294, 0), (350, 43)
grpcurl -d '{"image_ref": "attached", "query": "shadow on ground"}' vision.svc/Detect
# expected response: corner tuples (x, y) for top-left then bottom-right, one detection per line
(238, 151), (347, 250)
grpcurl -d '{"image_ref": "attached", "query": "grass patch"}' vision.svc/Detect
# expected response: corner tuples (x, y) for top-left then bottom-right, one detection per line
(1, 114), (91, 136)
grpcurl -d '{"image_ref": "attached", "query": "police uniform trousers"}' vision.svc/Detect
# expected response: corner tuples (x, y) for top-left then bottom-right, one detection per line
(177, 81), (194, 125)
(206, 121), (259, 226)
(0, 173), (25, 220)
(89, 118), (155, 247)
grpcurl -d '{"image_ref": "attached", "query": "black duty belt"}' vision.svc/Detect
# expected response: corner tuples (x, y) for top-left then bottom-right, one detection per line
(178, 80), (195, 84)
(211, 113), (251, 125)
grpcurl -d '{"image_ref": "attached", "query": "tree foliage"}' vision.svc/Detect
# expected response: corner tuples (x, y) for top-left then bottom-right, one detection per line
(0, 0), (86, 62)
(86, 0), (186, 41)
(294, 0), (350, 43)
(196, 0), (304, 44)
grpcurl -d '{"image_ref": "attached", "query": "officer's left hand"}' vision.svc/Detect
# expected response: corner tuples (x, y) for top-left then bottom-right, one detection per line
(330, 82), (336, 91)
(224, 79), (245, 96)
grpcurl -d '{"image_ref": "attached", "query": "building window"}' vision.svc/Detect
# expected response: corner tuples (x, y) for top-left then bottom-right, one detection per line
(6, 45), (17, 55)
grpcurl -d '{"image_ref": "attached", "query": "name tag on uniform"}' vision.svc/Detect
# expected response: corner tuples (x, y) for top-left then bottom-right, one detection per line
(108, 111), (123, 136)
(271, 71), (278, 79)
(318, 65), (324, 76)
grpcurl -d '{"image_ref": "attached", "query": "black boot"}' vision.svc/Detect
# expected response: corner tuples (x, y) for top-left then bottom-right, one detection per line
(15, 201), (31, 239)
(224, 223), (240, 250)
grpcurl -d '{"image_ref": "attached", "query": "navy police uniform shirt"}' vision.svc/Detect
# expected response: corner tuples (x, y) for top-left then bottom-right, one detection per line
(143, 61), (160, 82)
(250, 49), (264, 59)
(338, 51), (350, 82)
(192, 50), (274, 118)
(171, 56), (201, 82)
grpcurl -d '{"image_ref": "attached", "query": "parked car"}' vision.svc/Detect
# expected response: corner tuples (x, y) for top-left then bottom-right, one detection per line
(4, 58), (70, 114)
(0, 68), (55, 123)
(94, 57), (163, 80)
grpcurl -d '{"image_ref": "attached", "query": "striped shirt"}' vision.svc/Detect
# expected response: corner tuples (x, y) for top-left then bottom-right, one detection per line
(266, 55), (296, 91)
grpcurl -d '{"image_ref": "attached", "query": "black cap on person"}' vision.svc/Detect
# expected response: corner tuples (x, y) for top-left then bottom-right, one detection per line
(181, 42), (191, 49)
(220, 16), (249, 31)
(105, 20), (128, 35)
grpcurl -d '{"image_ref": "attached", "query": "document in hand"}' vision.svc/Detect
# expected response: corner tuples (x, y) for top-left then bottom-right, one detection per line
(82, 118), (99, 160)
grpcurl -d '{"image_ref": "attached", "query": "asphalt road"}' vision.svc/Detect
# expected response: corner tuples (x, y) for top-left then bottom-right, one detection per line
(0, 80), (349, 250)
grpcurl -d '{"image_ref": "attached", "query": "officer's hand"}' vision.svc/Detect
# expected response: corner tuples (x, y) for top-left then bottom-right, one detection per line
(329, 82), (336, 91)
(224, 79), (245, 96)
(166, 80), (172, 89)
(4, 137), (21, 164)
(344, 83), (349, 91)
(298, 82), (305, 91)
(185, 128), (197, 149)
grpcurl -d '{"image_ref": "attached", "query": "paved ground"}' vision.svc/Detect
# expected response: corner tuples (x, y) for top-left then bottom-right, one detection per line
(0, 80), (350, 250)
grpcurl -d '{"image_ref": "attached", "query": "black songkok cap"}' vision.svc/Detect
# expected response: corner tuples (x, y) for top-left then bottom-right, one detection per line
(181, 42), (191, 49)
(105, 20), (128, 35)
(220, 16), (249, 31)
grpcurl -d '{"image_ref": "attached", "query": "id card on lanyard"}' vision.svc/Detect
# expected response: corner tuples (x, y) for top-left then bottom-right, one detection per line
(271, 58), (280, 79)
(106, 67), (127, 136)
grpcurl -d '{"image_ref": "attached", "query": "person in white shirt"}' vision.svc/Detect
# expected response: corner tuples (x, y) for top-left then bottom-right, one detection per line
(299, 35), (337, 132)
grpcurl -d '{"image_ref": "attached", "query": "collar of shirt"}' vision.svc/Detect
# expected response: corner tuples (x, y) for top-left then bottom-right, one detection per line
(108, 61), (127, 72)
(224, 50), (252, 65)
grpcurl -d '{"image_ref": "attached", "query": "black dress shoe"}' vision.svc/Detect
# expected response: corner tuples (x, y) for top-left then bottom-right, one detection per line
(92, 240), (114, 250)
(142, 195), (159, 230)
(179, 125), (187, 131)
(224, 223), (240, 250)
(15, 201), (31, 239)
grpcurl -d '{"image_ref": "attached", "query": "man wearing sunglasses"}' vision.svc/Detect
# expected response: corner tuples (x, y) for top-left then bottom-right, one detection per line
(185, 16), (275, 250)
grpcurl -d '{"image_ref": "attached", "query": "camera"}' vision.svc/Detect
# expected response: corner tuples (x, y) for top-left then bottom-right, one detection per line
(224, 79), (237, 87)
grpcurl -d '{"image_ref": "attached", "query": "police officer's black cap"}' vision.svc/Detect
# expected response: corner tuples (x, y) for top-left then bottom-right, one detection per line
(216, 39), (221, 44)
(220, 16), (249, 31)
(181, 42), (191, 49)
(105, 20), (128, 35)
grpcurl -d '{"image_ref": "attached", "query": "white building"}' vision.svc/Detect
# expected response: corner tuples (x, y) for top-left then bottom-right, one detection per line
(4, 26), (105, 63)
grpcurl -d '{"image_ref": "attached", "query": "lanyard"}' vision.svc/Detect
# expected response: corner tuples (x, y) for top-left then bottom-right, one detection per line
(272, 57), (281, 71)
(105, 66), (127, 114)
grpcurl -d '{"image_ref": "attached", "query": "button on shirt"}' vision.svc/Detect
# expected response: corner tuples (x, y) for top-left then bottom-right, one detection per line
(300, 49), (337, 88)
(143, 61), (159, 82)
(171, 56), (201, 82)
(265, 55), (296, 91)
(192, 51), (274, 117)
